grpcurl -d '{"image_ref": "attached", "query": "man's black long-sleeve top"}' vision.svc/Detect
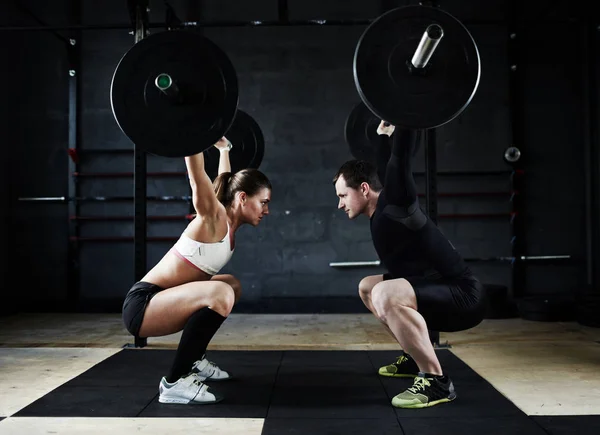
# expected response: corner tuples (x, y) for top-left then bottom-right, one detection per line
(370, 129), (469, 279)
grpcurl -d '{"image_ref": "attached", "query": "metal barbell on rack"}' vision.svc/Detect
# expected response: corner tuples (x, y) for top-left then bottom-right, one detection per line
(329, 255), (573, 268)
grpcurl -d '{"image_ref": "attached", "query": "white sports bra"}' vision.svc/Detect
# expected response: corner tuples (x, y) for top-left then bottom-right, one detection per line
(171, 222), (234, 275)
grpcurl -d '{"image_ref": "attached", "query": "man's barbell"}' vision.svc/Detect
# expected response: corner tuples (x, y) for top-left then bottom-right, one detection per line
(344, 101), (381, 164)
(353, 5), (481, 130)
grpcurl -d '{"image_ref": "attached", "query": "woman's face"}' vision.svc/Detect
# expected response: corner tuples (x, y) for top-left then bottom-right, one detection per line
(241, 188), (271, 226)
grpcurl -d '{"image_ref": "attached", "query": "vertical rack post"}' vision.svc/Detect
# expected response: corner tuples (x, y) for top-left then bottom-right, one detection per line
(507, 0), (526, 299)
(66, 0), (82, 311)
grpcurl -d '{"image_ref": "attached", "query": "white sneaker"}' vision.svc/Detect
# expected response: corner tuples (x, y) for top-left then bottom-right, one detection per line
(191, 356), (232, 381)
(158, 373), (223, 405)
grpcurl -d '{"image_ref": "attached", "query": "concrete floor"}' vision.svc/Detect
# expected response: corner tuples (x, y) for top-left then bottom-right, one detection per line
(0, 313), (599, 434)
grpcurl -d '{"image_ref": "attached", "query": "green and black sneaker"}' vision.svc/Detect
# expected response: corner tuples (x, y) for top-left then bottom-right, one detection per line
(378, 353), (420, 378)
(391, 372), (457, 409)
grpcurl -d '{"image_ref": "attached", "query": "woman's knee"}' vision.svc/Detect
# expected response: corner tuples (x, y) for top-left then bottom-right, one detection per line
(207, 282), (236, 317)
(229, 276), (242, 304)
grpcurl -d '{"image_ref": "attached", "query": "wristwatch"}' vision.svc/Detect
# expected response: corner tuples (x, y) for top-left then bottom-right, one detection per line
(222, 141), (233, 151)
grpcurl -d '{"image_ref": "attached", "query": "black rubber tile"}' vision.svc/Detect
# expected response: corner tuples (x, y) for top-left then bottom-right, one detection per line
(139, 364), (279, 418)
(13, 386), (158, 417)
(275, 364), (381, 387)
(262, 418), (405, 434)
(202, 350), (283, 367)
(66, 349), (172, 387)
(281, 350), (373, 368)
(531, 415), (600, 435)
(267, 385), (397, 419)
(399, 416), (548, 435)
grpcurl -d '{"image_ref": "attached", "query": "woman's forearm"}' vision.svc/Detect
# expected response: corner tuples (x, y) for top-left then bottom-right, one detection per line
(218, 149), (231, 175)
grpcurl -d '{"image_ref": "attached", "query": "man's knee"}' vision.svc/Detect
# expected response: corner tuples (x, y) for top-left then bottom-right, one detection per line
(371, 279), (416, 320)
(371, 282), (393, 321)
(358, 275), (382, 299)
(358, 277), (371, 299)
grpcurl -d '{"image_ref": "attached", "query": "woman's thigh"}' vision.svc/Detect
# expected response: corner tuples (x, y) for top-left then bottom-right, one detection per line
(139, 280), (234, 338)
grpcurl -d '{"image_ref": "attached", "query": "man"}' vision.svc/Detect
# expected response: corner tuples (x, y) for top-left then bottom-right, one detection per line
(333, 122), (486, 408)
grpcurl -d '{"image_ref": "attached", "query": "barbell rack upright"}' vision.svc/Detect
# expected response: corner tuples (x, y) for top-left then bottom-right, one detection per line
(130, 0), (150, 349)
(66, 0), (82, 312)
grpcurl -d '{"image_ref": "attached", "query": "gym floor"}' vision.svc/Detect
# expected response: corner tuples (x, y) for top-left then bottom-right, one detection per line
(0, 314), (599, 434)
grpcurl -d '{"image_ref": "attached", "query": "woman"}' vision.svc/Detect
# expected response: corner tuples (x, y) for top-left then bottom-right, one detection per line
(122, 137), (272, 405)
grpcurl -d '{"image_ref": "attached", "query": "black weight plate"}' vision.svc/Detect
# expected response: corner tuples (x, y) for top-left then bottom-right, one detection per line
(517, 294), (576, 322)
(204, 110), (265, 180)
(344, 101), (381, 164)
(111, 30), (239, 157)
(354, 5), (480, 129)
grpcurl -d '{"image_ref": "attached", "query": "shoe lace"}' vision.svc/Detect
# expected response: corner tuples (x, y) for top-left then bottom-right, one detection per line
(189, 373), (205, 386)
(407, 377), (431, 394)
(395, 355), (408, 365)
(203, 360), (218, 376)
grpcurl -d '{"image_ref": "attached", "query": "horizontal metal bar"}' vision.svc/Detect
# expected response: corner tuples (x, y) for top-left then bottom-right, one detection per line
(415, 170), (519, 177)
(417, 191), (515, 198)
(18, 196), (192, 202)
(438, 213), (514, 219)
(329, 261), (381, 267)
(330, 255), (573, 267)
(70, 215), (193, 221)
(15, 1), (70, 45)
(0, 19), (533, 32)
(75, 149), (134, 154)
(73, 172), (186, 178)
(69, 236), (177, 242)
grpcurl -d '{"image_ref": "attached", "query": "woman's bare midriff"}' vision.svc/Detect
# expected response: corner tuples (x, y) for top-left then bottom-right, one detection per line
(140, 212), (230, 289)
(141, 249), (213, 289)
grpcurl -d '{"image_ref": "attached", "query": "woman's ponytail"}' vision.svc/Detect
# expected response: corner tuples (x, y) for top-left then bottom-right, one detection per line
(213, 172), (234, 206)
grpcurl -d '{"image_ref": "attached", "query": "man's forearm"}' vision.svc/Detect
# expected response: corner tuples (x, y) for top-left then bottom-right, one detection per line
(384, 129), (420, 207)
(374, 134), (392, 187)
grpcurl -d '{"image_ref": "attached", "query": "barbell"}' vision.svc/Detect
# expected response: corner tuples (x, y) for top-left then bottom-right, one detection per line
(353, 5), (481, 130)
(110, 29), (264, 175)
(346, 5), (481, 158)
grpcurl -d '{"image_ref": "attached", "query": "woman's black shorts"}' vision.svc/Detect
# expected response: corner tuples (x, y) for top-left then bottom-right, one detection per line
(122, 281), (163, 337)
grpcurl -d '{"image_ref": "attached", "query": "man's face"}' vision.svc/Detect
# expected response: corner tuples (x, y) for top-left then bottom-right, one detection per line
(335, 175), (366, 220)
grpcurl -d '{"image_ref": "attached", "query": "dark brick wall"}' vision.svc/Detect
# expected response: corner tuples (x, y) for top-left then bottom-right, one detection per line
(3, 0), (593, 313)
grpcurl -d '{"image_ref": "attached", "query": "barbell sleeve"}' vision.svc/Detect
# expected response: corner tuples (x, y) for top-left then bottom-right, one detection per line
(411, 24), (444, 69)
(155, 73), (179, 98)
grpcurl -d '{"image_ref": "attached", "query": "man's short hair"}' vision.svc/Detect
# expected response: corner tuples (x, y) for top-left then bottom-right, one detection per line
(333, 160), (382, 192)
